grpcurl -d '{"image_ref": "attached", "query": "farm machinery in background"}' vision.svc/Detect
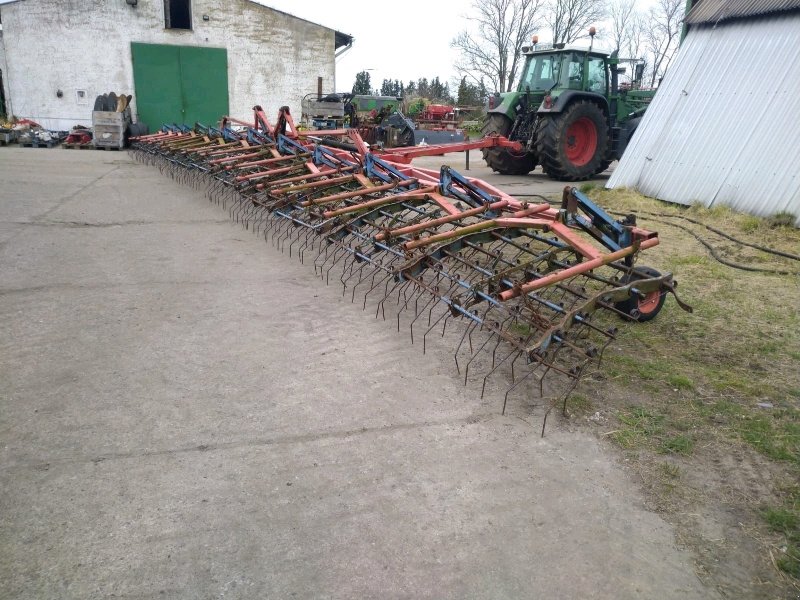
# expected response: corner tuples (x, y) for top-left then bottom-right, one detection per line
(128, 102), (691, 432)
(483, 29), (655, 181)
(301, 92), (415, 148)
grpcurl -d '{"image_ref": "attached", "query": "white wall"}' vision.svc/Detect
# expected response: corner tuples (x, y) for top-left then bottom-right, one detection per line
(0, 0), (335, 130)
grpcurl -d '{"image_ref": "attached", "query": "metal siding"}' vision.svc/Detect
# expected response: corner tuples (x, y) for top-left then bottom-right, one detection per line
(685, 0), (800, 24)
(607, 15), (800, 225)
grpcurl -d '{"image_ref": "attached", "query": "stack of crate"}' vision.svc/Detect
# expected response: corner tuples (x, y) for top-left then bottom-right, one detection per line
(92, 108), (131, 149)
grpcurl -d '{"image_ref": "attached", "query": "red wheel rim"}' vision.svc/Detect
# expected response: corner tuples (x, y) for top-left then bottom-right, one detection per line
(637, 291), (661, 315)
(564, 117), (597, 166)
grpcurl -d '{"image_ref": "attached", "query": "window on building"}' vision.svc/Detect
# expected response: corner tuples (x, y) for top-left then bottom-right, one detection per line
(164, 0), (192, 30)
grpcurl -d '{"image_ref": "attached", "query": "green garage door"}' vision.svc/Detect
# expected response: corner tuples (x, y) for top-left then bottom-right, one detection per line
(131, 42), (229, 128)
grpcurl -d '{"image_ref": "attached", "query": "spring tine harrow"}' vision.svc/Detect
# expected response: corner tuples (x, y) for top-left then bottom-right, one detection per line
(131, 104), (692, 433)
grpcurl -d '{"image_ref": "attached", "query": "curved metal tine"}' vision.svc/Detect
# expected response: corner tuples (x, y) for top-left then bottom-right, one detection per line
(454, 318), (481, 378)
(338, 244), (362, 284)
(324, 245), (351, 284)
(233, 191), (253, 224)
(345, 259), (380, 302)
(313, 239), (336, 275)
(288, 222), (313, 259)
(270, 216), (293, 250)
(501, 366), (541, 415)
(296, 226), (319, 264)
(375, 278), (404, 321)
(262, 212), (281, 242)
(395, 279), (423, 332)
(408, 292), (439, 344)
(314, 241), (344, 278)
(362, 271), (394, 310)
(541, 365), (584, 437)
(277, 220), (298, 253)
(460, 306), (501, 384)
(251, 201), (271, 234)
(422, 303), (451, 354)
(480, 340), (523, 399)
(241, 201), (259, 230)
(270, 210), (295, 241)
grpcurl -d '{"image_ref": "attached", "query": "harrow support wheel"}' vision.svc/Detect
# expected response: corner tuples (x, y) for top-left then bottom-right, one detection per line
(481, 114), (537, 175)
(535, 100), (609, 181)
(615, 266), (666, 322)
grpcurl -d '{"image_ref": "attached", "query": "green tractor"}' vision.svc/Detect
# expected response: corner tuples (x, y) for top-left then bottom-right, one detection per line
(482, 32), (655, 181)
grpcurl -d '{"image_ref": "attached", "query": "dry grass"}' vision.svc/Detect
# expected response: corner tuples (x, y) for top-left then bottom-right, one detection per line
(573, 188), (800, 593)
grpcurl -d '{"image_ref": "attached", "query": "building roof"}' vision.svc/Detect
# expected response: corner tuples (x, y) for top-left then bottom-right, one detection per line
(685, 0), (800, 24)
(607, 12), (800, 225)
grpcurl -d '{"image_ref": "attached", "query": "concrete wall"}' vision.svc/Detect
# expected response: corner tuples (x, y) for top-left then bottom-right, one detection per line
(0, 0), (335, 130)
(0, 29), (9, 118)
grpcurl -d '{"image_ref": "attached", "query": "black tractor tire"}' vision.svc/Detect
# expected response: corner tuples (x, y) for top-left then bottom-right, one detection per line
(614, 266), (666, 322)
(535, 100), (609, 181)
(481, 114), (537, 175)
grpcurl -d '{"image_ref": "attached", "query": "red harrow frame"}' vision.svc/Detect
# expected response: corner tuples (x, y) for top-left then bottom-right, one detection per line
(130, 106), (691, 433)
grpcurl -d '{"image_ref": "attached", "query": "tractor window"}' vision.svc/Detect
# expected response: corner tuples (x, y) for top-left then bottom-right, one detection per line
(566, 53), (584, 89)
(521, 55), (561, 91)
(588, 57), (606, 93)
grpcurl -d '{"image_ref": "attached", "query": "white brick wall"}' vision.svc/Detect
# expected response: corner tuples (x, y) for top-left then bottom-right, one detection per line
(0, 0), (335, 130)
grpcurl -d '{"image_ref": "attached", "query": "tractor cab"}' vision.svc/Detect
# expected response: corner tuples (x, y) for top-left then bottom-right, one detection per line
(518, 48), (609, 96)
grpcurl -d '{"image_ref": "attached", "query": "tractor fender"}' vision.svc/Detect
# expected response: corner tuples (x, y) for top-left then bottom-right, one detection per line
(537, 90), (609, 116)
(486, 92), (525, 121)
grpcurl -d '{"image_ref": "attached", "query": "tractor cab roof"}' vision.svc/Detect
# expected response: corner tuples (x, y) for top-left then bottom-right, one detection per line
(522, 43), (609, 58)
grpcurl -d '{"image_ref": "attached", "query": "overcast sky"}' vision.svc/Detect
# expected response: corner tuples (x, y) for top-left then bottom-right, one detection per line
(256, 0), (658, 94)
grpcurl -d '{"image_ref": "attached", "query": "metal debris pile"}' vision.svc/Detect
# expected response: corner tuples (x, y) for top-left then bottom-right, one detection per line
(130, 106), (690, 433)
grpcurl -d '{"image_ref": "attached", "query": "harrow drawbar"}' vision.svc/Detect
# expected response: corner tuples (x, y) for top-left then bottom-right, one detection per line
(130, 110), (690, 433)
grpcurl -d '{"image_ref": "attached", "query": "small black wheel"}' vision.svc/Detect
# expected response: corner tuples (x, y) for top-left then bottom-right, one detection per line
(614, 266), (666, 322)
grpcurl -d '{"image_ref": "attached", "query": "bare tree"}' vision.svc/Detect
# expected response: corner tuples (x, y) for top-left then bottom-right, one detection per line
(451, 0), (544, 93)
(546, 0), (608, 45)
(646, 0), (683, 87)
(608, 0), (636, 53)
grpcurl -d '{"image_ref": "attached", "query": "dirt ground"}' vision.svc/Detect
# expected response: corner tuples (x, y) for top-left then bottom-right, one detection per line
(0, 146), (789, 598)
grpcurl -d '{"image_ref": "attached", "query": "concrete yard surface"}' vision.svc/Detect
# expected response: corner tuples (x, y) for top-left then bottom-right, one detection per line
(0, 148), (714, 599)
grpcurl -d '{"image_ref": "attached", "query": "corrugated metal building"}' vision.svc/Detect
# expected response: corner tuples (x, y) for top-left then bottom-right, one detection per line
(607, 0), (800, 225)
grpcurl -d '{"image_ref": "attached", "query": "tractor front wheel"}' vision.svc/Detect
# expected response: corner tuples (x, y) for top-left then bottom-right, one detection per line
(614, 266), (666, 322)
(481, 114), (537, 175)
(535, 100), (609, 181)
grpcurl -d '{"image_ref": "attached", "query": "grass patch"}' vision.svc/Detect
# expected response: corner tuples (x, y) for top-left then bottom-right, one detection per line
(762, 486), (800, 578)
(568, 393), (592, 413)
(667, 374), (694, 390)
(584, 187), (800, 585)
(660, 435), (694, 456)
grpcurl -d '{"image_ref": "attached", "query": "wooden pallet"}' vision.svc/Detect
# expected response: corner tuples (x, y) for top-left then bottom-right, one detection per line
(62, 143), (94, 150)
(20, 140), (60, 149)
(94, 145), (123, 151)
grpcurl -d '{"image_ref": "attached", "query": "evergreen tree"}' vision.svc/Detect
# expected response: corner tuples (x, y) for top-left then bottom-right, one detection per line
(352, 71), (372, 95)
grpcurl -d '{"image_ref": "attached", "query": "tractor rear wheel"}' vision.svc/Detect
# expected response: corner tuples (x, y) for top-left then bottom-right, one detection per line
(614, 266), (666, 322)
(481, 114), (536, 175)
(535, 100), (609, 181)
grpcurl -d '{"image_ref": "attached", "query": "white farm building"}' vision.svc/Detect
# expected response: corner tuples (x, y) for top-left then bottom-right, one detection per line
(0, 0), (352, 130)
